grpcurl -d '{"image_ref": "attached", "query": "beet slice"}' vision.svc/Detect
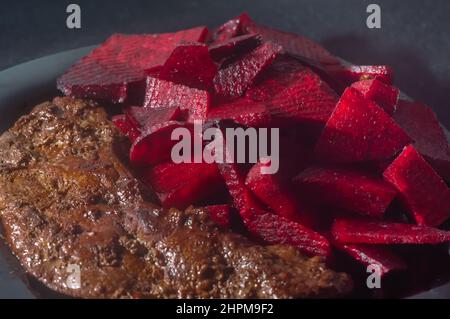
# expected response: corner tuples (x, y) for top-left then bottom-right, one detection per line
(393, 100), (450, 182)
(383, 145), (450, 227)
(204, 204), (233, 228)
(130, 121), (190, 166)
(293, 166), (397, 218)
(265, 67), (339, 126)
(144, 77), (211, 122)
(112, 114), (140, 141)
(242, 208), (332, 257)
(210, 13), (251, 43)
(314, 87), (411, 163)
(158, 42), (218, 90)
(333, 243), (407, 276)
(246, 161), (316, 227)
(240, 15), (339, 66)
(209, 33), (262, 62)
(207, 98), (271, 127)
(124, 106), (182, 130)
(331, 219), (450, 244)
(142, 162), (224, 210)
(351, 79), (399, 115)
(57, 27), (208, 103)
(325, 64), (394, 86)
(213, 42), (283, 98)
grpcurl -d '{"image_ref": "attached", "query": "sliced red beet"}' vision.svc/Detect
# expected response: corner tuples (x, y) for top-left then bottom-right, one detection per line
(383, 145), (450, 227)
(210, 13), (251, 43)
(242, 208), (331, 257)
(124, 106), (182, 130)
(240, 15), (339, 66)
(265, 67), (339, 126)
(393, 100), (450, 182)
(158, 42), (217, 90)
(209, 33), (262, 62)
(141, 162), (224, 210)
(293, 166), (397, 218)
(112, 114), (140, 141)
(245, 161), (316, 227)
(351, 79), (399, 115)
(314, 87), (411, 163)
(213, 42), (283, 98)
(204, 204), (233, 228)
(333, 243), (407, 276)
(57, 27), (208, 103)
(144, 77), (211, 122)
(207, 98), (271, 127)
(130, 121), (191, 166)
(331, 218), (450, 244)
(325, 64), (394, 86)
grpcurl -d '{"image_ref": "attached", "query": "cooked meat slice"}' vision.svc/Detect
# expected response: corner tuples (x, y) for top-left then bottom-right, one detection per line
(0, 97), (352, 298)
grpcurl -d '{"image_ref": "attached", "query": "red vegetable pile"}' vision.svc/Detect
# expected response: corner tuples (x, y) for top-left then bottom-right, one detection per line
(58, 13), (450, 278)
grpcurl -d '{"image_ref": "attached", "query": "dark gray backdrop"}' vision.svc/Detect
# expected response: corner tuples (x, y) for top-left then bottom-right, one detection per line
(0, 0), (449, 126)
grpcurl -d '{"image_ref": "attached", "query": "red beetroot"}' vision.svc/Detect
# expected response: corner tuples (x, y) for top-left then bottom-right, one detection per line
(243, 208), (332, 257)
(293, 166), (397, 218)
(333, 243), (407, 276)
(246, 161), (316, 227)
(393, 100), (450, 182)
(144, 77), (211, 122)
(158, 42), (217, 90)
(207, 98), (271, 127)
(240, 15), (339, 66)
(314, 87), (411, 163)
(209, 33), (262, 62)
(331, 219), (450, 244)
(383, 145), (450, 227)
(213, 42), (283, 98)
(325, 64), (394, 86)
(351, 79), (399, 115)
(210, 13), (251, 43)
(112, 114), (140, 141)
(124, 106), (182, 130)
(204, 205), (234, 228)
(142, 162), (224, 210)
(57, 27), (208, 103)
(130, 121), (191, 166)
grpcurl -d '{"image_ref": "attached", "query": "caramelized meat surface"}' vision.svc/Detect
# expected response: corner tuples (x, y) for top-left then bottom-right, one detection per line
(0, 97), (352, 298)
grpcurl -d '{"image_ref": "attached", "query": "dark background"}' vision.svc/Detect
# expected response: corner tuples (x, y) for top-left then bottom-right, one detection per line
(0, 0), (449, 126)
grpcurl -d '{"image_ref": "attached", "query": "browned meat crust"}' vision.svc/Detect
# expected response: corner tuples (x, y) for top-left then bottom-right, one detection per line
(0, 97), (352, 298)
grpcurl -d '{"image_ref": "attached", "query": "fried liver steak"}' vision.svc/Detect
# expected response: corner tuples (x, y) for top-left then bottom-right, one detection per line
(0, 97), (351, 298)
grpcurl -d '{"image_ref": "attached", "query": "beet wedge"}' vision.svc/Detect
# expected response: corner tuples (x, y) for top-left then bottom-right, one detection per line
(57, 27), (208, 104)
(246, 161), (316, 227)
(293, 166), (397, 218)
(112, 114), (140, 142)
(142, 162), (224, 210)
(130, 121), (191, 166)
(209, 33), (262, 62)
(351, 79), (399, 115)
(383, 145), (450, 227)
(210, 12), (251, 43)
(159, 42), (217, 90)
(207, 98), (271, 127)
(204, 204), (234, 228)
(333, 243), (407, 276)
(240, 15), (339, 66)
(144, 77), (211, 122)
(124, 105), (182, 130)
(266, 67), (339, 126)
(331, 219), (450, 244)
(393, 100), (450, 182)
(314, 87), (411, 163)
(213, 42), (283, 98)
(325, 64), (394, 86)
(242, 208), (332, 257)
